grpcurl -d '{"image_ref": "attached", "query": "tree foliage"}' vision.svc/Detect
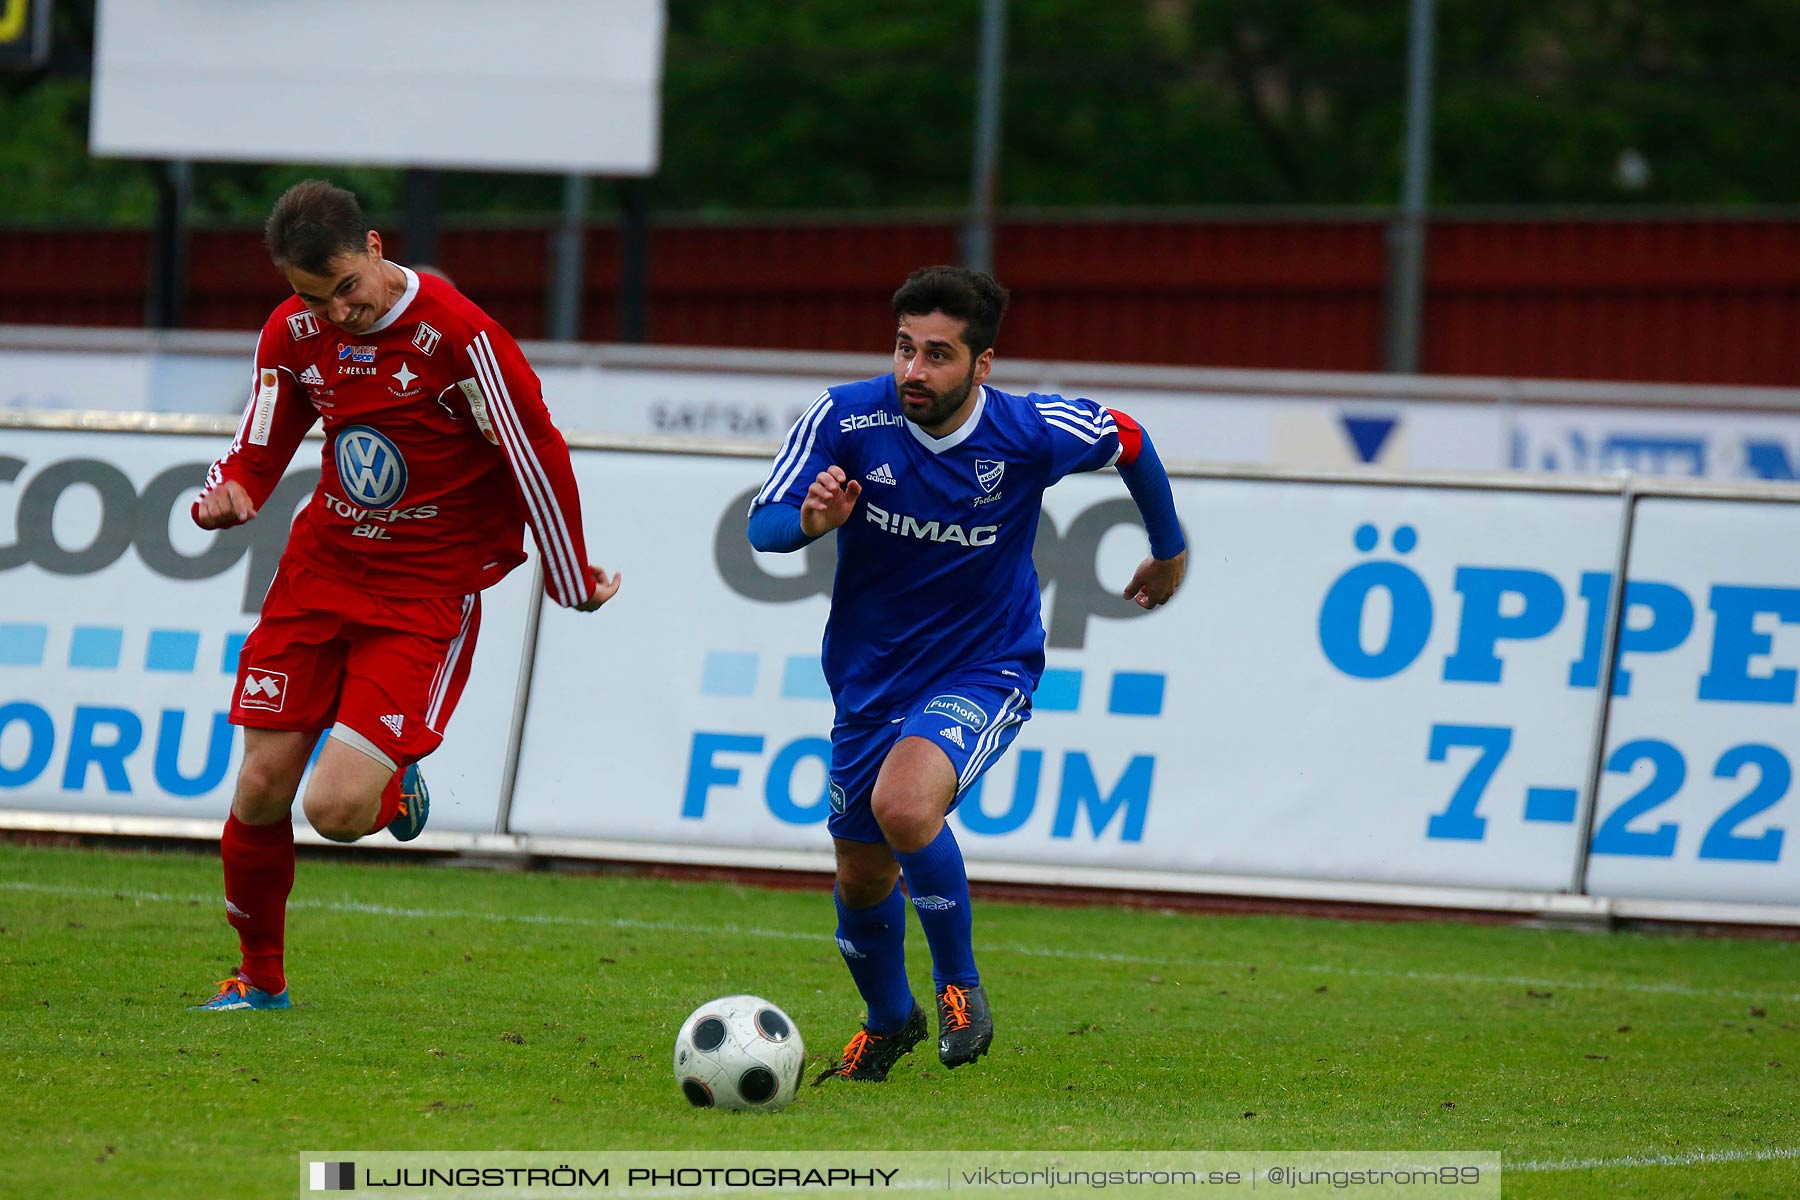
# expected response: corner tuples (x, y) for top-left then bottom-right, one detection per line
(3, 0), (1798, 222)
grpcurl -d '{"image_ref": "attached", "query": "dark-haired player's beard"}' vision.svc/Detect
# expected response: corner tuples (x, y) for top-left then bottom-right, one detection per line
(900, 363), (978, 430)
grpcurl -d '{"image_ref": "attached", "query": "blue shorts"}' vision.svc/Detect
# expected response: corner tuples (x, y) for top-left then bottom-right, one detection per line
(827, 673), (1033, 845)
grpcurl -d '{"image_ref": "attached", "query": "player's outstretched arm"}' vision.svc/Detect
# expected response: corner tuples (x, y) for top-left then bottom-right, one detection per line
(799, 466), (862, 537)
(1107, 409), (1186, 611)
(575, 565), (622, 613)
(193, 480), (257, 530)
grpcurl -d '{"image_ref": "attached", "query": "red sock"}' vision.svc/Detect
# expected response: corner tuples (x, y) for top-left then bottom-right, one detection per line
(372, 768), (405, 832)
(221, 813), (295, 994)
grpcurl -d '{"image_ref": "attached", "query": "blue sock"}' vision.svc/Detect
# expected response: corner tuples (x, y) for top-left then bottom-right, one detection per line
(894, 823), (978, 989)
(834, 883), (914, 1033)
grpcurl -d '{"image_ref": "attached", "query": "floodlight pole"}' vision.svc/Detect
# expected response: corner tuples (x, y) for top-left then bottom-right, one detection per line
(961, 0), (1007, 274)
(1383, 0), (1436, 373)
(147, 159), (190, 330)
(547, 173), (589, 342)
(403, 168), (441, 268)
(617, 178), (650, 343)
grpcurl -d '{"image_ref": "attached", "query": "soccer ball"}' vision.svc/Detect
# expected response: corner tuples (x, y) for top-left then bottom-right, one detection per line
(673, 994), (806, 1112)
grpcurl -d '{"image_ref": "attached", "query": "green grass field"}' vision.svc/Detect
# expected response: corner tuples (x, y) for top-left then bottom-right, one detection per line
(0, 841), (1795, 1199)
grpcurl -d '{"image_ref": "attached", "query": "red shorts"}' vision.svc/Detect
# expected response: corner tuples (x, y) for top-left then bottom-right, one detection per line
(231, 562), (482, 769)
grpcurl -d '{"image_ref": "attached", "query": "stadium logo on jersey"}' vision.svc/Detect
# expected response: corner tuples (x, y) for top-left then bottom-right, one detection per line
(865, 463), (897, 485)
(936, 724), (967, 749)
(924, 694), (989, 732)
(337, 343), (377, 364)
(239, 669), (288, 712)
(300, 364), (326, 388)
(839, 411), (904, 433)
(334, 426), (409, 509)
(287, 311), (320, 341)
(412, 322), (441, 355)
(828, 780), (847, 814)
(863, 503), (997, 547)
(975, 458), (1006, 493)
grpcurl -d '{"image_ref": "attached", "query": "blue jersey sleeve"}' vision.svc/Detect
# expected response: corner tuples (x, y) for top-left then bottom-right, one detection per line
(750, 390), (838, 511)
(1032, 394), (1123, 482)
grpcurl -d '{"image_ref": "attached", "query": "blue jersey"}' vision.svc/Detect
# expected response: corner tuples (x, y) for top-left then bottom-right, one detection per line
(752, 374), (1122, 722)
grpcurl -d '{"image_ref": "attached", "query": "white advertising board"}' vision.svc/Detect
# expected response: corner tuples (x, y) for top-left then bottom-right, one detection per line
(90, 1), (665, 174)
(19, 339), (1800, 485)
(1509, 404), (1800, 483)
(1585, 497), (1800, 905)
(543, 371), (1504, 473)
(0, 429), (530, 832)
(514, 451), (1619, 890)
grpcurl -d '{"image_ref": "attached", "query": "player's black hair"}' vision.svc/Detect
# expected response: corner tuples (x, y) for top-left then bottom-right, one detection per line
(891, 265), (1011, 356)
(264, 180), (368, 275)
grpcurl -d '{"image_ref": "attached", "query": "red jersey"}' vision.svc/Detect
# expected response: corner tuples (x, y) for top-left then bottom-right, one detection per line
(201, 268), (593, 607)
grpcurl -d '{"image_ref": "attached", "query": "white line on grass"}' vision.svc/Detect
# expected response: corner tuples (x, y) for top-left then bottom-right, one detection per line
(5, 879), (1797, 1003)
(1512, 1144), (1800, 1172)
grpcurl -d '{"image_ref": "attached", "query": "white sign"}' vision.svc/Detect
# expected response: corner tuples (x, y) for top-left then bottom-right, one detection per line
(515, 453), (1621, 891)
(0, 430), (530, 832)
(21, 340), (1800, 487)
(10, 424), (1800, 916)
(91, 1), (665, 173)
(1509, 404), (1800, 483)
(1586, 497), (1800, 905)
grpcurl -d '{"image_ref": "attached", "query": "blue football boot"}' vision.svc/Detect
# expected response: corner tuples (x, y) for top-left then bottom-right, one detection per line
(190, 972), (290, 1011)
(388, 763), (429, 842)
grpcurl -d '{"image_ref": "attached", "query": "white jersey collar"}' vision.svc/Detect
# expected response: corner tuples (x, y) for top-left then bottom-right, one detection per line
(906, 384), (987, 455)
(366, 266), (420, 334)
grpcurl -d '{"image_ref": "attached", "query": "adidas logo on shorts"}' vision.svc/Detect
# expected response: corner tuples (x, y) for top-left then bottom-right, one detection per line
(937, 725), (966, 749)
(381, 714), (405, 737)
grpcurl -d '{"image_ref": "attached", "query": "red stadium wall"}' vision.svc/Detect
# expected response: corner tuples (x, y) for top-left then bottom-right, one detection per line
(3, 215), (1797, 387)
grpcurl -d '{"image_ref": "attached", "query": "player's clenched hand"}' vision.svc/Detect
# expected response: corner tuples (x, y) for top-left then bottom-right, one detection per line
(800, 466), (862, 537)
(193, 480), (256, 530)
(1122, 548), (1186, 610)
(576, 566), (622, 612)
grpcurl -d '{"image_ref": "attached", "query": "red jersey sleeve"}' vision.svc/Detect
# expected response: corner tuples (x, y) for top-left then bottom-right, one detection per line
(195, 315), (318, 521)
(457, 322), (595, 607)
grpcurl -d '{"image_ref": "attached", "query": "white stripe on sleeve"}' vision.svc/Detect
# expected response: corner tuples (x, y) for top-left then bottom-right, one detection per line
(468, 332), (585, 605)
(755, 392), (834, 507)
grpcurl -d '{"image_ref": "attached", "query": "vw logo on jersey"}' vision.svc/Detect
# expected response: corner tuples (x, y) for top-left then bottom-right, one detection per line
(975, 458), (1006, 493)
(334, 426), (408, 509)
